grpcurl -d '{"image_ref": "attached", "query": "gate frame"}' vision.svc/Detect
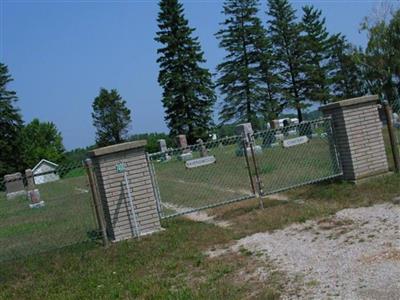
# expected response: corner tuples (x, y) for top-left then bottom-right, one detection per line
(148, 135), (258, 219)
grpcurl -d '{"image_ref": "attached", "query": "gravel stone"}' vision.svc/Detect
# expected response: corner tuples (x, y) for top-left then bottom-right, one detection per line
(230, 204), (400, 299)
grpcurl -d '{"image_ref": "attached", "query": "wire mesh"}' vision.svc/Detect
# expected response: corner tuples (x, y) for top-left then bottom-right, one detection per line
(148, 135), (256, 218)
(391, 98), (400, 146)
(149, 118), (343, 218)
(0, 161), (98, 262)
(252, 118), (342, 195)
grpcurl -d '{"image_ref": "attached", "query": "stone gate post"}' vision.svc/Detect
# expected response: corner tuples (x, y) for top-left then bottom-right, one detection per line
(320, 95), (389, 181)
(89, 140), (162, 242)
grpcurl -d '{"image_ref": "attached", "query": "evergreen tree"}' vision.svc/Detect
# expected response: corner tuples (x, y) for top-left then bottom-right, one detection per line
(257, 33), (283, 124)
(301, 5), (334, 105)
(330, 35), (367, 100)
(216, 0), (279, 126)
(20, 119), (65, 168)
(155, 0), (216, 143)
(267, 0), (306, 122)
(0, 63), (23, 178)
(92, 88), (132, 147)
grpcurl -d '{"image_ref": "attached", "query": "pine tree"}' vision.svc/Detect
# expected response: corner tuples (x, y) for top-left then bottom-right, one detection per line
(301, 5), (334, 105)
(0, 63), (23, 178)
(155, 0), (215, 143)
(256, 33), (283, 125)
(216, 0), (279, 127)
(267, 0), (306, 122)
(92, 88), (132, 147)
(330, 35), (367, 100)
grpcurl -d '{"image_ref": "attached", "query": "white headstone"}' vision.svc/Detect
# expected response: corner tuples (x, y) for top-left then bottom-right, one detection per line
(158, 139), (168, 152)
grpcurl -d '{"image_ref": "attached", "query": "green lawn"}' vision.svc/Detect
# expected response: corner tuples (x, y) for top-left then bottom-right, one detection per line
(151, 134), (340, 217)
(0, 173), (399, 300)
(0, 176), (97, 262)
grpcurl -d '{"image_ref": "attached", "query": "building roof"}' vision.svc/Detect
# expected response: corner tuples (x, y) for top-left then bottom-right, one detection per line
(32, 159), (59, 173)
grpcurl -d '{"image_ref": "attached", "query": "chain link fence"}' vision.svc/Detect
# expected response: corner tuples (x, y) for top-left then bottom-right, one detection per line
(392, 98), (400, 146)
(149, 118), (342, 218)
(0, 161), (98, 262)
(380, 98), (400, 171)
(149, 135), (256, 218)
(253, 118), (342, 195)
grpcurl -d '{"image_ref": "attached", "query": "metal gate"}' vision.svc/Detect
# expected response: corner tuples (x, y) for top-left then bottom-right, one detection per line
(148, 117), (342, 218)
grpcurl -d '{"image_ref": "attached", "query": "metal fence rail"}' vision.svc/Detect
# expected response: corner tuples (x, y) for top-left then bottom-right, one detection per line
(0, 161), (98, 262)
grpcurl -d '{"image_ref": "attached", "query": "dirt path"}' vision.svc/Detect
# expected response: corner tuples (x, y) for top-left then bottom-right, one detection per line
(208, 203), (400, 299)
(162, 202), (231, 228)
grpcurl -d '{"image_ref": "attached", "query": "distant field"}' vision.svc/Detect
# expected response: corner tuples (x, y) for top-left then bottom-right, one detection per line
(151, 135), (341, 217)
(0, 176), (97, 262)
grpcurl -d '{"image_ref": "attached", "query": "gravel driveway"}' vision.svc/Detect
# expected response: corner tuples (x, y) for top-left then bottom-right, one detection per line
(211, 203), (400, 299)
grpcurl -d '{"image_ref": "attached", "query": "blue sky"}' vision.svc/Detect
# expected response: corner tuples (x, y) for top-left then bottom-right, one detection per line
(1, 0), (380, 150)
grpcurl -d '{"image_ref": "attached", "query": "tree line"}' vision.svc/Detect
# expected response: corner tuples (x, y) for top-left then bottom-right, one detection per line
(155, 0), (400, 143)
(1, 0), (399, 178)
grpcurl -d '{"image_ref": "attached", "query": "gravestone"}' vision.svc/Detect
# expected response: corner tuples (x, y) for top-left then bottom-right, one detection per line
(235, 123), (254, 144)
(196, 139), (208, 157)
(25, 169), (35, 191)
(178, 134), (190, 152)
(158, 139), (171, 161)
(177, 134), (193, 160)
(4, 172), (25, 199)
(158, 139), (168, 152)
(25, 169), (44, 208)
(235, 123), (262, 156)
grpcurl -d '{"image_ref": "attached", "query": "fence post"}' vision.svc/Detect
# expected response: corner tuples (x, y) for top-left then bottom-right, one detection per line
(242, 137), (256, 196)
(146, 153), (163, 219)
(320, 95), (389, 181)
(383, 101), (400, 173)
(248, 133), (264, 209)
(84, 158), (109, 247)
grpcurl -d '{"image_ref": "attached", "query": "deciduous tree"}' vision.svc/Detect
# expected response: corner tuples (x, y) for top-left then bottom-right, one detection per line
(20, 119), (65, 168)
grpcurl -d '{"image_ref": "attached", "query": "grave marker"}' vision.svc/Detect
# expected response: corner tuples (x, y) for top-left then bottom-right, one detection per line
(25, 169), (44, 208)
(177, 134), (193, 160)
(196, 138), (208, 157)
(4, 172), (25, 199)
(185, 156), (216, 169)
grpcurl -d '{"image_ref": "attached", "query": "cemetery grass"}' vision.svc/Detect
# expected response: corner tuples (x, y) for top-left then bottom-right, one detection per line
(1, 173), (399, 299)
(0, 176), (97, 261)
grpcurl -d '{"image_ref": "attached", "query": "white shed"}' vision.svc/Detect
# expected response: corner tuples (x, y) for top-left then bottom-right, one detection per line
(32, 159), (60, 185)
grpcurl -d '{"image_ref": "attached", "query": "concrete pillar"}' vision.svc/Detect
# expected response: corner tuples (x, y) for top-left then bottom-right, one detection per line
(320, 95), (389, 181)
(89, 140), (162, 242)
